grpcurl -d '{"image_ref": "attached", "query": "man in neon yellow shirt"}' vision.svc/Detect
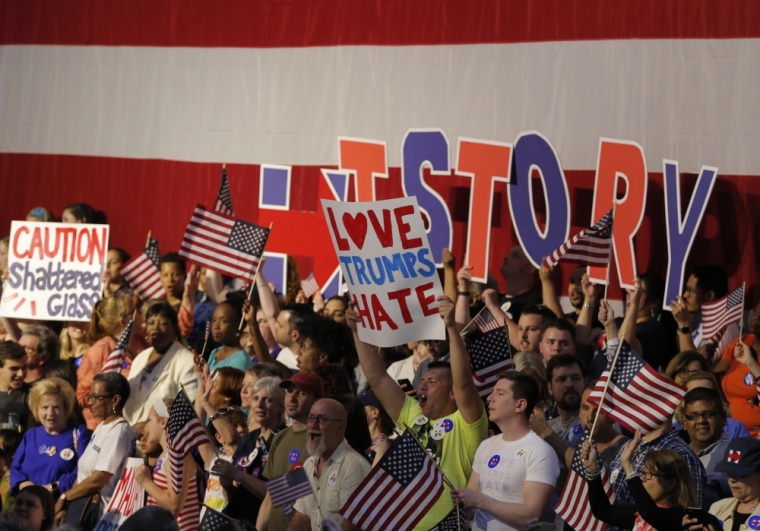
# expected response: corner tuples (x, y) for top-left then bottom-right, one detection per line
(347, 295), (488, 530)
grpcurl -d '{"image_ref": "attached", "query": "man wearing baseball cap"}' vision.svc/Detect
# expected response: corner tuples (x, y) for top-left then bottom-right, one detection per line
(255, 371), (323, 531)
(708, 437), (760, 529)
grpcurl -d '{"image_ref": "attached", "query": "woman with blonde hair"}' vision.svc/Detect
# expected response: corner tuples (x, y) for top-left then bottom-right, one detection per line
(582, 432), (698, 530)
(76, 294), (136, 429)
(514, 350), (551, 410)
(59, 322), (90, 364)
(10, 378), (90, 497)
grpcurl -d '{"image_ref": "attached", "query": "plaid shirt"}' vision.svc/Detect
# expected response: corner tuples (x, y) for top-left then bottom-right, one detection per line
(609, 428), (706, 509)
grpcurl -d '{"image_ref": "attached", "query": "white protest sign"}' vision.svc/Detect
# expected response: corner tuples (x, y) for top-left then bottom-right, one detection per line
(322, 197), (445, 347)
(94, 458), (145, 531)
(0, 221), (108, 320)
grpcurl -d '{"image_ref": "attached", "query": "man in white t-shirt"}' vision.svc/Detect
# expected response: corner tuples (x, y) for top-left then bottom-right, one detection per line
(452, 371), (559, 531)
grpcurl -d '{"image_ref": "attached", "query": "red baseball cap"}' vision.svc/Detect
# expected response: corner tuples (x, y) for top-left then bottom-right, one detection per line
(279, 371), (324, 398)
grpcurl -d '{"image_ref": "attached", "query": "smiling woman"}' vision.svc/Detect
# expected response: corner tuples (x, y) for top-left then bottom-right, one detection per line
(9, 378), (90, 499)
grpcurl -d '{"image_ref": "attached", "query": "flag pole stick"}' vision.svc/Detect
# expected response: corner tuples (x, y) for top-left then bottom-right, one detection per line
(238, 222), (274, 330)
(503, 318), (513, 360)
(459, 305), (487, 337)
(739, 282), (746, 339)
(589, 328), (627, 438)
(145, 230), (151, 248)
(180, 384), (222, 460)
(602, 204), (616, 301)
(402, 423), (456, 490)
(222, 163), (226, 170)
(200, 321), (211, 359)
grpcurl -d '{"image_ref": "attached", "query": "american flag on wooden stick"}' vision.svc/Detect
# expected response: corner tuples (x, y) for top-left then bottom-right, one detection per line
(472, 308), (502, 333)
(198, 506), (235, 531)
(340, 430), (444, 531)
(554, 428), (615, 531)
(587, 341), (686, 434)
(542, 209), (613, 268)
(301, 272), (320, 298)
(179, 204), (269, 281)
(120, 238), (164, 301)
(469, 327), (514, 397)
(100, 319), (133, 373)
(214, 167), (234, 216)
(167, 389), (211, 492)
(701, 284), (745, 343)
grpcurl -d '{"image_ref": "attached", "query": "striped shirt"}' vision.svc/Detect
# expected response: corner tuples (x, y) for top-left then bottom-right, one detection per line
(147, 456), (200, 531)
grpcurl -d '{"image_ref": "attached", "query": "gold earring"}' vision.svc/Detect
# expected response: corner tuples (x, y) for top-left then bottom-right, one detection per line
(112, 405), (117, 415)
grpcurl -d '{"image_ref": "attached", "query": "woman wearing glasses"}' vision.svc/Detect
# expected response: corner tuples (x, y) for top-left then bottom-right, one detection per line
(56, 372), (135, 531)
(581, 431), (698, 530)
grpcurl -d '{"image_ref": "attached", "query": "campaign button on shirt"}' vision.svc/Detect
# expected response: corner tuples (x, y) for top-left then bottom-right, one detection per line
(573, 424), (583, 435)
(60, 449), (75, 461)
(440, 419), (454, 433)
(288, 449), (300, 463)
(488, 455), (501, 468)
(748, 515), (760, 530)
(414, 415), (428, 426)
(745, 372), (755, 386)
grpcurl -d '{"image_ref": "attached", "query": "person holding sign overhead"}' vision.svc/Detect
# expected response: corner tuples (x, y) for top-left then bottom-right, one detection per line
(346, 295), (488, 530)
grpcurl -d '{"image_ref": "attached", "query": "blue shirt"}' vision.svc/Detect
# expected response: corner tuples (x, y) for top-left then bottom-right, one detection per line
(10, 423), (91, 493)
(208, 347), (251, 373)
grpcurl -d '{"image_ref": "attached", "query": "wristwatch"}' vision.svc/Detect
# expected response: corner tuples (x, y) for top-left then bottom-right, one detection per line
(679, 325), (691, 334)
(59, 492), (67, 503)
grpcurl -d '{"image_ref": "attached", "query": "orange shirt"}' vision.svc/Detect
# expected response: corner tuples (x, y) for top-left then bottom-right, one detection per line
(721, 334), (760, 436)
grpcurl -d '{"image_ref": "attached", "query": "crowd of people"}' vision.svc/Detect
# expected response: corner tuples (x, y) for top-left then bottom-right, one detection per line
(0, 202), (757, 531)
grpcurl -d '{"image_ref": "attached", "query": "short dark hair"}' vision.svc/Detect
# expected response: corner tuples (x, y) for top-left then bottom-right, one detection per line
(144, 300), (180, 336)
(93, 372), (131, 408)
(158, 252), (187, 274)
(540, 318), (576, 342)
(281, 303), (314, 333)
(325, 295), (348, 308)
(546, 354), (586, 382)
(692, 264), (728, 300)
(0, 342), (26, 368)
(520, 305), (557, 324)
(110, 248), (131, 264)
(22, 325), (61, 360)
(683, 387), (725, 414)
(0, 429), (22, 458)
(64, 202), (96, 223)
(496, 371), (539, 419)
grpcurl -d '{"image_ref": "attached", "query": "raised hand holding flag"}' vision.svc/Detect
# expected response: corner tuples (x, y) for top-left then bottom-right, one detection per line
(120, 237), (164, 301)
(701, 283), (745, 343)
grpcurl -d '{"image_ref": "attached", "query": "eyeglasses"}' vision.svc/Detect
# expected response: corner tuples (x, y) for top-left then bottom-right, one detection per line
(86, 394), (113, 403)
(307, 414), (343, 425)
(639, 470), (668, 481)
(684, 411), (722, 422)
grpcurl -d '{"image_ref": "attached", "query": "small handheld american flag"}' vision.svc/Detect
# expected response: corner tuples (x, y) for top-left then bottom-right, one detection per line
(214, 167), (234, 216)
(198, 506), (234, 531)
(701, 284), (745, 344)
(267, 467), (313, 508)
(120, 238), (164, 301)
(543, 209), (613, 269)
(100, 319), (134, 374)
(587, 341), (686, 434)
(554, 428), (615, 531)
(301, 272), (320, 298)
(166, 389), (211, 492)
(179, 205), (270, 281)
(469, 327), (514, 398)
(340, 430), (444, 531)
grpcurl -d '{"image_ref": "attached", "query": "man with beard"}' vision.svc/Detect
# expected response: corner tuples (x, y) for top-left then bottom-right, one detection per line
(255, 372), (323, 531)
(347, 296), (488, 530)
(0, 342), (30, 430)
(290, 399), (370, 530)
(544, 355), (585, 443)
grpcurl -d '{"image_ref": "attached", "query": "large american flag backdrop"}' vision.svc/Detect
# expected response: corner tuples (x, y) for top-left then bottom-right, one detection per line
(1, 1), (759, 304)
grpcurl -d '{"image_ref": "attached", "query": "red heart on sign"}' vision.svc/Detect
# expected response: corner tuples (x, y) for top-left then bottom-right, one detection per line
(342, 212), (368, 250)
